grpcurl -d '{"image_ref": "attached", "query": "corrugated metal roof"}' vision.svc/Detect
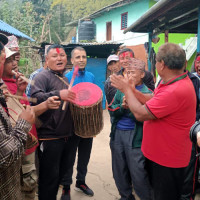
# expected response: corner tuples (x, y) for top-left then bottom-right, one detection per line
(39, 42), (122, 58)
(0, 20), (35, 41)
(124, 0), (200, 34)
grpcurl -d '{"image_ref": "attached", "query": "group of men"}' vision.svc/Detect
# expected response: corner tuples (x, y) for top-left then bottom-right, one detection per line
(1, 31), (200, 200)
(0, 36), (95, 200)
(105, 44), (200, 200)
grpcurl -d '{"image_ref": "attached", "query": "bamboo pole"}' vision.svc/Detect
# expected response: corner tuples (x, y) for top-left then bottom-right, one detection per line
(12, 70), (35, 86)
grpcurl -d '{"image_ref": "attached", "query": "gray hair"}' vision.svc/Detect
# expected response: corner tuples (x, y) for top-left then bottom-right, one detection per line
(156, 43), (186, 70)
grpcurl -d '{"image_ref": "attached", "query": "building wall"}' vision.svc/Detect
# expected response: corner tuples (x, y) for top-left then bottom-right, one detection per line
(152, 33), (196, 70)
(92, 0), (150, 45)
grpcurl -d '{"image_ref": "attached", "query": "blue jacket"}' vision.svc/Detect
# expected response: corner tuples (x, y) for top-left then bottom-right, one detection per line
(65, 68), (95, 86)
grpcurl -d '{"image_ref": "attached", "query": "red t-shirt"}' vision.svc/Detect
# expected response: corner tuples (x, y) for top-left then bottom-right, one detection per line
(142, 73), (196, 168)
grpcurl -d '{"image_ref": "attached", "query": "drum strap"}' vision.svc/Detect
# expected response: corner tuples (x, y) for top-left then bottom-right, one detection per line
(54, 74), (69, 87)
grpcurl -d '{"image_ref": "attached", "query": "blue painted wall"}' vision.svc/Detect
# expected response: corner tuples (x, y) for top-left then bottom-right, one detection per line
(86, 58), (107, 109)
(92, 0), (150, 45)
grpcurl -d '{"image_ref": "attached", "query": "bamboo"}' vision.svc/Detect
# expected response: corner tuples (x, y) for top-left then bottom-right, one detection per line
(5, 93), (37, 103)
(12, 70), (35, 86)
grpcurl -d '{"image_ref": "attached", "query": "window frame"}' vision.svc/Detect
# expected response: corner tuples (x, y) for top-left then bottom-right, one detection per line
(121, 12), (128, 30)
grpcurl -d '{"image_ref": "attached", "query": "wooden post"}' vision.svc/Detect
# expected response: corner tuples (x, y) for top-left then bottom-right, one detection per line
(148, 32), (152, 72)
(165, 30), (169, 43)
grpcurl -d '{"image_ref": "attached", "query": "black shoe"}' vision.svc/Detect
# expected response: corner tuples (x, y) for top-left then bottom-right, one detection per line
(75, 182), (94, 196)
(60, 189), (71, 200)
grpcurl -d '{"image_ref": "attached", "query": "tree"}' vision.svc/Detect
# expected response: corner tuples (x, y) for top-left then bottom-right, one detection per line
(51, 0), (118, 20)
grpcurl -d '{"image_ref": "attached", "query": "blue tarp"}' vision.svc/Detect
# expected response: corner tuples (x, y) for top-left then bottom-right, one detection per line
(86, 58), (107, 109)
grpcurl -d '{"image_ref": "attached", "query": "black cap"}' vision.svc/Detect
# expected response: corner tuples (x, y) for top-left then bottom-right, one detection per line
(0, 33), (8, 45)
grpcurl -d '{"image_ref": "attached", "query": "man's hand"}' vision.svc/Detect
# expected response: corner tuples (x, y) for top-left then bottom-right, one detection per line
(46, 96), (61, 109)
(60, 89), (76, 103)
(110, 74), (134, 93)
(16, 76), (28, 95)
(19, 105), (35, 125)
(122, 96), (129, 109)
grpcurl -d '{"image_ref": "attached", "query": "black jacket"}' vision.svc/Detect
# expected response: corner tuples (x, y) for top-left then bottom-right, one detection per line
(188, 71), (200, 121)
(31, 69), (74, 139)
(104, 77), (117, 105)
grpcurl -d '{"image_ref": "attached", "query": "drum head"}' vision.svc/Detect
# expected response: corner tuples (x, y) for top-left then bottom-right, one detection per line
(71, 82), (102, 106)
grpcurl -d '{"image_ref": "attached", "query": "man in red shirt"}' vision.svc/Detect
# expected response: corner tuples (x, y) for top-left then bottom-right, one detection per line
(110, 43), (196, 200)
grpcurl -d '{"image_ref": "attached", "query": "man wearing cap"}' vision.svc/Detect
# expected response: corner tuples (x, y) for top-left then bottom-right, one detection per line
(5, 35), (20, 71)
(0, 33), (35, 200)
(118, 48), (155, 91)
(104, 54), (120, 105)
(2, 46), (39, 200)
(108, 58), (152, 200)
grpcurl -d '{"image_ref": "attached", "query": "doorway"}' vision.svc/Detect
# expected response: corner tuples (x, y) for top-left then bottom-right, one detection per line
(106, 22), (112, 41)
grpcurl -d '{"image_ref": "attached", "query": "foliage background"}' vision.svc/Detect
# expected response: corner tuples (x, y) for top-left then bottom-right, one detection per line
(0, 0), (118, 76)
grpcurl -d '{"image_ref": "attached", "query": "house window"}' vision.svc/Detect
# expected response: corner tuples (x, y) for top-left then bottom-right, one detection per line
(121, 12), (128, 30)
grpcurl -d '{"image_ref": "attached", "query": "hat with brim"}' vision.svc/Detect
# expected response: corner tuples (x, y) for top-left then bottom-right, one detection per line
(0, 33), (8, 45)
(107, 55), (119, 65)
(5, 47), (18, 59)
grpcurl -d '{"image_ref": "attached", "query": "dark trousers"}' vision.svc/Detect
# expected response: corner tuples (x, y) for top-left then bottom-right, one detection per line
(146, 159), (185, 200)
(180, 144), (199, 200)
(38, 138), (76, 200)
(62, 134), (93, 186)
(110, 129), (152, 200)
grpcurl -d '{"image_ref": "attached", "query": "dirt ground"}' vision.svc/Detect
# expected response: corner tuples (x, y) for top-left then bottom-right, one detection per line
(68, 110), (120, 200)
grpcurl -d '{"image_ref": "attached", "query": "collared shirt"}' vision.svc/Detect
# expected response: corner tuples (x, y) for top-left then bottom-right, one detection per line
(142, 72), (196, 168)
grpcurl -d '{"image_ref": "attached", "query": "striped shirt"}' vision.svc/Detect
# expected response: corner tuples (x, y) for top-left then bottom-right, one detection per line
(26, 67), (44, 98)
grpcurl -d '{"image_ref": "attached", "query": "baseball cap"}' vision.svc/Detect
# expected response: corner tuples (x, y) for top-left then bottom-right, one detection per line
(0, 33), (8, 45)
(107, 55), (119, 65)
(5, 46), (18, 59)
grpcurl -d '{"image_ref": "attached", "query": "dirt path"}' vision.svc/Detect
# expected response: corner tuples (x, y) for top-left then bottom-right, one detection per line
(69, 110), (119, 200)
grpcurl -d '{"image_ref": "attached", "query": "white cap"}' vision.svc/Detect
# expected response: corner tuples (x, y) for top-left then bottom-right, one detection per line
(107, 54), (119, 65)
(5, 46), (18, 58)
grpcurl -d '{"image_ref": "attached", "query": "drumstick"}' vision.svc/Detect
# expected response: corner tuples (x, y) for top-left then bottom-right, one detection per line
(5, 93), (37, 103)
(12, 70), (35, 86)
(62, 66), (79, 110)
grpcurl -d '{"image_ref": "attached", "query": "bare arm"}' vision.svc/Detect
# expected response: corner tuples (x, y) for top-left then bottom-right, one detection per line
(124, 86), (154, 121)
(133, 88), (154, 104)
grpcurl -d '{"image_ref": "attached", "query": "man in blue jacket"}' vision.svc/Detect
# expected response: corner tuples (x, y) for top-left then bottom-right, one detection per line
(64, 47), (94, 199)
